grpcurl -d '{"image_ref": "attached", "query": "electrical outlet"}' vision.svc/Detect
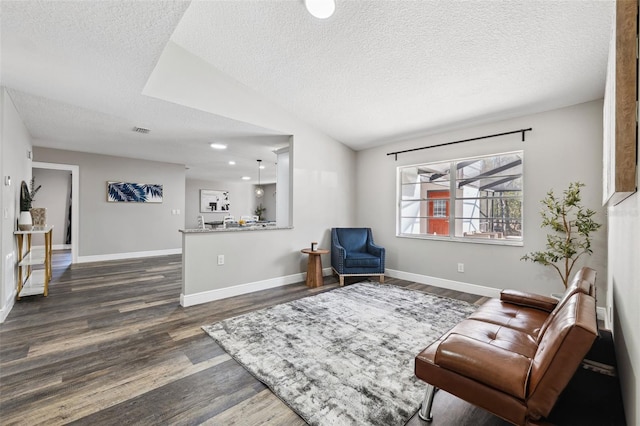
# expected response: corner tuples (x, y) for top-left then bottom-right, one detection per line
(457, 263), (464, 273)
(217, 255), (224, 265)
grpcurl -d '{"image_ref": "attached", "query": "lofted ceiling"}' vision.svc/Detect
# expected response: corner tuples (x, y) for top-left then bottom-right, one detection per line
(1, 0), (615, 181)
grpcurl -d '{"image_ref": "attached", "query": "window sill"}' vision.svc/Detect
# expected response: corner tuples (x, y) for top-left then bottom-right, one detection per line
(396, 233), (524, 247)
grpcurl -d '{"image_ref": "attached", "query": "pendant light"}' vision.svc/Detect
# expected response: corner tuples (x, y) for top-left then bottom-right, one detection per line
(255, 159), (264, 198)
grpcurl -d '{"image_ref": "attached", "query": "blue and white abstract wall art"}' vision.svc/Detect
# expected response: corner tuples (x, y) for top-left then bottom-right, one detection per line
(107, 182), (163, 203)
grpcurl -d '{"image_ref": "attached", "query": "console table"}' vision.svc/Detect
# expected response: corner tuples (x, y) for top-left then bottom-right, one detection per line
(300, 248), (329, 288)
(14, 226), (53, 299)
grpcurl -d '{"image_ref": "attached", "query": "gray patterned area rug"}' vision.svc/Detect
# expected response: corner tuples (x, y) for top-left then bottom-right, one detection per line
(202, 282), (477, 426)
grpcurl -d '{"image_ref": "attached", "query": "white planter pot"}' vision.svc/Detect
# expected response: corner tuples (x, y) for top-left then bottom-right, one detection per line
(18, 211), (33, 231)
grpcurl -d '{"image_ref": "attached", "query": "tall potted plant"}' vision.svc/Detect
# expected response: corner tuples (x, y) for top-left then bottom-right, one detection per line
(521, 182), (602, 289)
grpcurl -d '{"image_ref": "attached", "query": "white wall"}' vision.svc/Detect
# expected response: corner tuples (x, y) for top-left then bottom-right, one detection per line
(0, 88), (33, 322)
(608, 183), (639, 426)
(31, 168), (71, 247)
(33, 147), (185, 260)
(607, 16), (639, 422)
(356, 100), (608, 301)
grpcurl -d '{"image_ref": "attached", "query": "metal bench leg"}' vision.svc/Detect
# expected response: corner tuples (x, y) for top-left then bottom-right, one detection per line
(418, 384), (437, 422)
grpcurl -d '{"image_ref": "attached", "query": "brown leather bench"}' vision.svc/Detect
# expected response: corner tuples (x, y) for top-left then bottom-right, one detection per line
(415, 267), (599, 425)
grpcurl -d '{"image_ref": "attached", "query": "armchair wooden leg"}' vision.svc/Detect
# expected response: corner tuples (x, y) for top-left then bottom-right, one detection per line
(339, 276), (344, 286)
(379, 275), (384, 284)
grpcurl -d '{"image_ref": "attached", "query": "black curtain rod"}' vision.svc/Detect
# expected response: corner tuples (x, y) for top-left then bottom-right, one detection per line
(386, 128), (532, 160)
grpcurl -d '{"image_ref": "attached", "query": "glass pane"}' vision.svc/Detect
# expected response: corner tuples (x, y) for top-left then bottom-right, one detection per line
(456, 153), (523, 192)
(399, 217), (422, 235)
(456, 177), (523, 193)
(400, 182), (422, 200)
(400, 162), (450, 185)
(455, 218), (522, 240)
(400, 200), (424, 218)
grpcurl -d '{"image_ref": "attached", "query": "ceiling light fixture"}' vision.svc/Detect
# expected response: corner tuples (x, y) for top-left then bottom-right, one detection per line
(305, 0), (335, 19)
(241, 176), (251, 180)
(255, 159), (264, 198)
(228, 161), (236, 165)
(210, 143), (227, 150)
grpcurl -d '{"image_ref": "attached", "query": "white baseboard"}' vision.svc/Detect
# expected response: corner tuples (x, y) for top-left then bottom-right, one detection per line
(181, 267), (333, 307)
(387, 269), (610, 323)
(77, 248), (182, 263)
(385, 269), (501, 298)
(181, 272), (305, 307)
(0, 289), (17, 323)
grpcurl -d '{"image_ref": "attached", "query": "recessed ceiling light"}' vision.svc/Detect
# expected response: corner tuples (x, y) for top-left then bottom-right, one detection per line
(210, 143), (227, 150)
(228, 161), (236, 165)
(259, 165), (265, 170)
(241, 176), (251, 180)
(305, 0), (335, 19)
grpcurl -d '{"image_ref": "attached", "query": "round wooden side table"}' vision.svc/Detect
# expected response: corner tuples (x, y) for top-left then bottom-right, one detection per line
(301, 248), (329, 288)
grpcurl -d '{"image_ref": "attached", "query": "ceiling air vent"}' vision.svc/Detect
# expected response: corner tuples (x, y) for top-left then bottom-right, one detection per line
(132, 126), (150, 134)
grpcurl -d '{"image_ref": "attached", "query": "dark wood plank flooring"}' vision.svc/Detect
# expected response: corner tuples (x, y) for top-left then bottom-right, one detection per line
(0, 252), (621, 425)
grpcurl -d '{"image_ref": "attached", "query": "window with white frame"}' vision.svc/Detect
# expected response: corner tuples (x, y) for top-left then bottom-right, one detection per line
(397, 151), (523, 244)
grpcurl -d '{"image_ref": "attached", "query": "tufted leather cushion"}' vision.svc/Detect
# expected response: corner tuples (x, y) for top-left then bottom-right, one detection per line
(467, 299), (548, 337)
(435, 333), (532, 399)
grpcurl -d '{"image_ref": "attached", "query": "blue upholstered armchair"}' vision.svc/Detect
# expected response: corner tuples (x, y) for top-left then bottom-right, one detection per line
(331, 228), (385, 286)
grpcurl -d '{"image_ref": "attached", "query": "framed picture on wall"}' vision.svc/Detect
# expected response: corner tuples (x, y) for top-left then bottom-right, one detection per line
(200, 189), (230, 212)
(107, 181), (163, 203)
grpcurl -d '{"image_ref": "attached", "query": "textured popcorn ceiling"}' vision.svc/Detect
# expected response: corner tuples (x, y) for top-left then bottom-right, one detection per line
(1, 0), (615, 179)
(172, 0), (614, 149)
(0, 0), (288, 182)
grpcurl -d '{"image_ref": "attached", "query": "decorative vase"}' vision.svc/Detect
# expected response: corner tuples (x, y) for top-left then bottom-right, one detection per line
(30, 207), (47, 227)
(18, 211), (32, 231)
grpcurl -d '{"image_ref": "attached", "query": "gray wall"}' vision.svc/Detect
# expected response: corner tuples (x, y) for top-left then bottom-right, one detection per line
(0, 88), (33, 321)
(185, 178), (254, 228)
(31, 168), (71, 247)
(356, 100), (608, 302)
(33, 148), (185, 259)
